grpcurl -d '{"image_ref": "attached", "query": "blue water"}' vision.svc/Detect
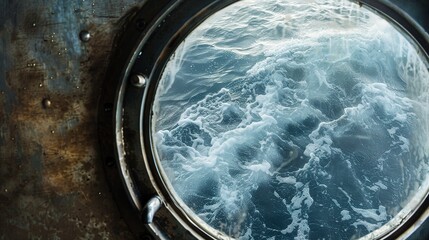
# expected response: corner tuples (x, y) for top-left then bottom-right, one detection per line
(151, 0), (429, 239)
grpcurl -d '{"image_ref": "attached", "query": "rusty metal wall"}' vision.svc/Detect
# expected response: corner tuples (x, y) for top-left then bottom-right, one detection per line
(0, 1), (143, 239)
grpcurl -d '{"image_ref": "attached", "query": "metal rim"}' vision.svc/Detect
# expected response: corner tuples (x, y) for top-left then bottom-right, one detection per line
(98, 0), (429, 239)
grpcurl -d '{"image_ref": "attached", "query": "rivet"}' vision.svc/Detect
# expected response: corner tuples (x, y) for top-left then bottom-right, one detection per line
(79, 30), (91, 42)
(130, 74), (147, 87)
(42, 98), (52, 108)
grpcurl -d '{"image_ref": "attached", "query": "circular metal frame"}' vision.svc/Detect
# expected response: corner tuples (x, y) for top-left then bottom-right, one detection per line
(98, 0), (429, 239)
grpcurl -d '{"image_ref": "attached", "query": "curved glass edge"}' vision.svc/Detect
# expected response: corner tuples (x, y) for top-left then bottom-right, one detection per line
(146, 0), (429, 239)
(140, 1), (241, 239)
(359, 1), (429, 239)
(362, 177), (429, 239)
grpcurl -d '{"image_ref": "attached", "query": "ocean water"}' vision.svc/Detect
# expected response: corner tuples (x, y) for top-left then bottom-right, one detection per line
(151, 0), (429, 239)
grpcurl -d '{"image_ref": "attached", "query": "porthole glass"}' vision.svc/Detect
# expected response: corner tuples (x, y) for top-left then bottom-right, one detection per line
(150, 0), (429, 239)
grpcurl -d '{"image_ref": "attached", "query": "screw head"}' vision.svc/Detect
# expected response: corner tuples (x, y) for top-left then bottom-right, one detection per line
(79, 30), (91, 42)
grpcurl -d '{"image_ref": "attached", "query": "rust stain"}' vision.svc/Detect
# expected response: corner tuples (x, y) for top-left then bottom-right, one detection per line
(0, 1), (142, 239)
(3, 1), (114, 196)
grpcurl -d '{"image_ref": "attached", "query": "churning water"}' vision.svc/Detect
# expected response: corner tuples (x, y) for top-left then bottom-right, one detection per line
(151, 0), (429, 239)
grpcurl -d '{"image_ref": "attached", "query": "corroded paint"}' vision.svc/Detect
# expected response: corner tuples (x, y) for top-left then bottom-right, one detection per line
(0, 1), (143, 239)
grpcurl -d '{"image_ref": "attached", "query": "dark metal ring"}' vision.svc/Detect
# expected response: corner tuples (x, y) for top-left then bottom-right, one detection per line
(98, 0), (429, 239)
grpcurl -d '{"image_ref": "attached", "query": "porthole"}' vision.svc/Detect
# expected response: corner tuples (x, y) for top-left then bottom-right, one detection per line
(99, 0), (429, 239)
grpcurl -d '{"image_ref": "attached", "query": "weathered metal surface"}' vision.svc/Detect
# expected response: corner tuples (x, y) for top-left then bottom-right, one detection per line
(0, 1), (143, 239)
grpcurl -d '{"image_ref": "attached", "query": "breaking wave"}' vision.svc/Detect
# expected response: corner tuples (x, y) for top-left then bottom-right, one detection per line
(151, 0), (429, 239)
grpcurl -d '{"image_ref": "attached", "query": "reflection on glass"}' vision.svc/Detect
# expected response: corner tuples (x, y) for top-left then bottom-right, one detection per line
(151, 0), (429, 239)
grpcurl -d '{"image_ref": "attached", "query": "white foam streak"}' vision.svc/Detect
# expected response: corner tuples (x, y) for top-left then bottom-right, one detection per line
(352, 206), (387, 222)
(152, 0), (429, 239)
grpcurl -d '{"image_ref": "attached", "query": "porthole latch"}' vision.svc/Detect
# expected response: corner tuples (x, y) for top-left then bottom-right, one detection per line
(141, 195), (163, 224)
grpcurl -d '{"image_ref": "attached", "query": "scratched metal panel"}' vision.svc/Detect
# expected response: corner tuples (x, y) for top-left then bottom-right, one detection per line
(0, 1), (143, 239)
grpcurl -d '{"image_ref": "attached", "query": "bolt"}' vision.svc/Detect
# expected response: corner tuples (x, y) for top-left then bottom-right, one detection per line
(42, 98), (52, 108)
(130, 74), (147, 87)
(79, 30), (91, 42)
